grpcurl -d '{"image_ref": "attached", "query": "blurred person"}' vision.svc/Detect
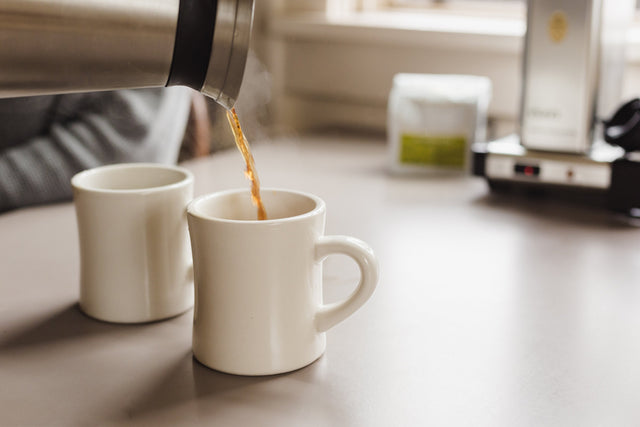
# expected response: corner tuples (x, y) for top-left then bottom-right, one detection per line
(0, 87), (196, 213)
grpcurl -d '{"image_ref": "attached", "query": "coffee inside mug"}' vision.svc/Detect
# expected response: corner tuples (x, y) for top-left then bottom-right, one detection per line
(189, 189), (322, 221)
(72, 164), (190, 192)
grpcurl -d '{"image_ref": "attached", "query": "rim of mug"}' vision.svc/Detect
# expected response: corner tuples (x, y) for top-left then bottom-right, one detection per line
(71, 163), (194, 194)
(187, 187), (325, 224)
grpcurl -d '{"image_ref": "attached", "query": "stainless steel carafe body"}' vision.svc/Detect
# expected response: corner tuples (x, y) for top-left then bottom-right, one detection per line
(0, 0), (254, 109)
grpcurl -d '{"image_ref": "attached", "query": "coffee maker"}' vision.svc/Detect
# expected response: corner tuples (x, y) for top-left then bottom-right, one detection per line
(0, 0), (254, 110)
(472, 0), (640, 214)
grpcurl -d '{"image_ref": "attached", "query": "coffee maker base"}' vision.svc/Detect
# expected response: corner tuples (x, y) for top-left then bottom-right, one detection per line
(472, 134), (640, 216)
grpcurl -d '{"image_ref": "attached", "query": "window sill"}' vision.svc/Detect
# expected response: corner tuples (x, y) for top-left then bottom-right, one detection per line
(270, 11), (524, 54)
(270, 10), (640, 62)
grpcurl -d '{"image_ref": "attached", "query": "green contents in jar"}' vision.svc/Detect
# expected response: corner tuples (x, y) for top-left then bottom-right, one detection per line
(399, 133), (467, 168)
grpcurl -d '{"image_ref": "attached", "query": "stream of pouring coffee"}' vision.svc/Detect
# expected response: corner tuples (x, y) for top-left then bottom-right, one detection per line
(226, 108), (268, 220)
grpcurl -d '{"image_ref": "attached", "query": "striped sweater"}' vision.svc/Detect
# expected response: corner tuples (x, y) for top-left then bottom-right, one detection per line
(0, 87), (191, 212)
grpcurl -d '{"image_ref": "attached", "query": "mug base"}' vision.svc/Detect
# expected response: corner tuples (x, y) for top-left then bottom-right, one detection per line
(192, 350), (326, 376)
(78, 303), (193, 324)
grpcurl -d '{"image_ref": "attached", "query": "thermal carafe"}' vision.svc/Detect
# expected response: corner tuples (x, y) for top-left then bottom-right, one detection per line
(0, 0), (254, 109)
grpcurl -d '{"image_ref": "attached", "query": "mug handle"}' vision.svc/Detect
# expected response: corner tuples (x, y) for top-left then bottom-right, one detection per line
(314, 236), (379, 332)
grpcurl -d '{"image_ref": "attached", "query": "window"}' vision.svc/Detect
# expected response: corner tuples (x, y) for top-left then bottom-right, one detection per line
(327, 0), (525, 20)
(389, 0), (519, 4)
(378, 0), (640, 12)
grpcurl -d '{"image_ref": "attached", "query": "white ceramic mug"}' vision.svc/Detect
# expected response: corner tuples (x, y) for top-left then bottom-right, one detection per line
(187, 188), (379, 376)
(72, 163), (194, 323)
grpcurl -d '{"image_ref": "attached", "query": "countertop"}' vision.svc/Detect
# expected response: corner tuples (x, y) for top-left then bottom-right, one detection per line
(2, 133), (640, 426)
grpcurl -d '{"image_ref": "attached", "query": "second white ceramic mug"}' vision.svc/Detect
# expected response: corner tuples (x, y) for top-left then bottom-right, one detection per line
(72, 163), (194, 323)
(187, 188), (379, 376)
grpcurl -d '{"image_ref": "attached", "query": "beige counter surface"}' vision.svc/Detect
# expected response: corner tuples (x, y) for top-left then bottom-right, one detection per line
(2, 134), (640, 426)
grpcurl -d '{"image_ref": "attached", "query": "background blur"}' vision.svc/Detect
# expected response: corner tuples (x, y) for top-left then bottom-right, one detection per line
(199, 0), (640, 151)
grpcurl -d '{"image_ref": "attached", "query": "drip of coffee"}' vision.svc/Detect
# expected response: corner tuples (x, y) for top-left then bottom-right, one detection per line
(226, 108), (267, 220)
